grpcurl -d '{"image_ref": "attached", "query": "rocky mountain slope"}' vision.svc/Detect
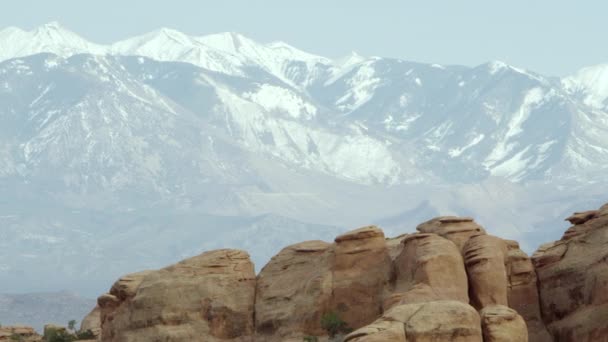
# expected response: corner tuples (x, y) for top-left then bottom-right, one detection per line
(75, 202), (608, 341)
(1, 22), (607, 309)
(2, 23), (608, 186)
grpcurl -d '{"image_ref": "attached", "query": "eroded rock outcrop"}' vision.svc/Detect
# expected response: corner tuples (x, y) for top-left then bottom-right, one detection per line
(0, 326), (41, 342)
(83, 203), (608, 342)
(505, 240), (552, 342)
(463, 234), (509, 310)
(331, 226), (392, 329)
(79, 305), (101, 340)
(533, 203), (608, 341)
(254, 240), (333, 340)
(480, 305), (528, 342)
(417, 216), (486, 251)
(345, 300), (482, 342)
(255, 226), (392, 341)
(386, 233), (469, 308)
(98, 249), (256, 342)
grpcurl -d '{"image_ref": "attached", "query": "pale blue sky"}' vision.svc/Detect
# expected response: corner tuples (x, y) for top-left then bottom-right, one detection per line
(2, 1), (605, 76)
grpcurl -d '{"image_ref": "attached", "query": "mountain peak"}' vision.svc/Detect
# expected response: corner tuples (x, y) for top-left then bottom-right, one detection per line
(485, 60), (512, 74)
(0, 22), (105, 62)
(149, 27), (195, 45)
(336, 51), (366, 66)
(38, 21), (63, 30)
(33, 21), (77, 38)
(197, 32), (252, 54)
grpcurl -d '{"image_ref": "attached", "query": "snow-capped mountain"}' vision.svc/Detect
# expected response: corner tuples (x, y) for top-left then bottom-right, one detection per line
(1, 23), (607, 302)
(0, 22), (105, 62)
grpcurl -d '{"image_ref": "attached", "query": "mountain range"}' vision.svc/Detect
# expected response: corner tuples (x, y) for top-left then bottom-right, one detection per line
(0, 21), (607, 312)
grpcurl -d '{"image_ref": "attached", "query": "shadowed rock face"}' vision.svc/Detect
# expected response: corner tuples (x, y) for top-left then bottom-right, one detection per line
(84, 203), (608, 342)
(505, 240), (552, 342)
(533, 203), (608, 342)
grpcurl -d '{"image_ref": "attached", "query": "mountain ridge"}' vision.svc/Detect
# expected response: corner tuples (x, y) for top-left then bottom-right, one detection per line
(1, 21), (607, 303)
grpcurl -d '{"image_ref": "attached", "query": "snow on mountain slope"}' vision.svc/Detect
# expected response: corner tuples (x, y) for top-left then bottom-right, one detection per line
(112, 30), (333, 88)
(310, 57), (604, 183)
(195, 71), (403, 184)
(110, 28), (248, 77)
(563, 63), (608, 109)
(0, 53), (404, 189)
(0, 22), (105, 62)
(3, 22), (608, 185)
(0, 23), (335, 89)
(0, 54), (227, 195)
(198, 32), (332, 86)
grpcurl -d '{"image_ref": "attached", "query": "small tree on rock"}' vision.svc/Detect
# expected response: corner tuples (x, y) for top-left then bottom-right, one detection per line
(67, 320), (77, 332)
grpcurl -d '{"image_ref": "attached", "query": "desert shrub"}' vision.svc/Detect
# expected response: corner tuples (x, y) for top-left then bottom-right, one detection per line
(45, 330), (75, 342)
(75, 329), (95, 340)
(303, 336), (318, 342)
(320, 312), (349, 338)
(10, 333), (24, 341)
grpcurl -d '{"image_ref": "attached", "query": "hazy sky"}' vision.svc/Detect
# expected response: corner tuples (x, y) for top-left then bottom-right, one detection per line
(1, 1), (605, 76)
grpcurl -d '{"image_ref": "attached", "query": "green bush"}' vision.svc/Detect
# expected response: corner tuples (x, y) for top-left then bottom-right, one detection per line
(303, 336), (319, 342)
(67, 320), (77, 332)
(320, 312), (349, 338)
(45, 330), (75, 342)
(10, 333), (24, 341)
(75, 329), (95, 340)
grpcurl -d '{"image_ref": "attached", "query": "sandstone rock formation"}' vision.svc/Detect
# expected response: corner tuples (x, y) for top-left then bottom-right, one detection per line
(330, 226), (392, 329)
(345, 300), (482, 342)
(480, 305), (528, 342)
(255, 226), (392, 341)
(98, 249), (256, 342)
(255, 240), (333, 340)
(387, 233), (469, 308)
(416, 216), (486, 251)
(505, 240), (552, 342)
(83, 202), (608, 342)
(463, 234), (509, 310)
(533, 203), (608, 341)
(79, 305), (101, 340)
(0, 326), (41, 342)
